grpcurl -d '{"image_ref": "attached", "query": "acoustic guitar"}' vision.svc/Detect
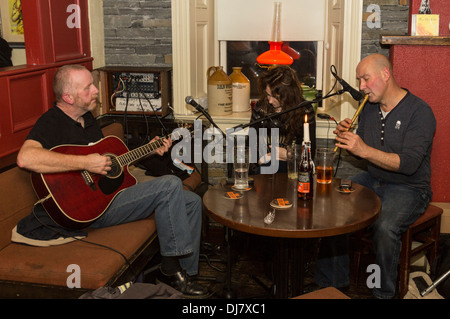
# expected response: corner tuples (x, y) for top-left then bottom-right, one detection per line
(31, 129), (189, 229)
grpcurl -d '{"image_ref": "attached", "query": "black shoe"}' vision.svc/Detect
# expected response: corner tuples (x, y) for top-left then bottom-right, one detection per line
(156, 268), (211, 299)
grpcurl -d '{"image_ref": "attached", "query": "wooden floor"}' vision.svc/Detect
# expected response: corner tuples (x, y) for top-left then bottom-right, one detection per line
(197, 225), (376, 299)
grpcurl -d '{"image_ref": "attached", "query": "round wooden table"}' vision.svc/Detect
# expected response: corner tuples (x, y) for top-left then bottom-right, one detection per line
(203, 173), (381, 298)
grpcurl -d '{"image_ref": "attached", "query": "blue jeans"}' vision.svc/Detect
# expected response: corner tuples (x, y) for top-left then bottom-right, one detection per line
(315, 172), (432, 298)
(91, 175), (202, 276)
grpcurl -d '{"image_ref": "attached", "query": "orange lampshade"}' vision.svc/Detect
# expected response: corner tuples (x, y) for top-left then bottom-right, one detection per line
(257, 42), (293, 66)
(256, 3), (294, 66)
(282, 42), (301, 60)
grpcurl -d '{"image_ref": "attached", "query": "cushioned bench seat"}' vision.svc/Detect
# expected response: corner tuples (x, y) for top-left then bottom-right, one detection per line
(0, 123), (160, 298)
(0, 216), (156, 290)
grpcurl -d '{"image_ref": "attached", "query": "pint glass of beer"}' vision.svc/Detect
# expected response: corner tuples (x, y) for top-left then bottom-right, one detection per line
(315, 148), (335, 184)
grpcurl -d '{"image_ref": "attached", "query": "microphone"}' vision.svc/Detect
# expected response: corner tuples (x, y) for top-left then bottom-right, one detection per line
(185, 96), (214, 122)
(185, 96), (205, 113)
(330, 66), (363, 101)
(185, 96), (225, 136)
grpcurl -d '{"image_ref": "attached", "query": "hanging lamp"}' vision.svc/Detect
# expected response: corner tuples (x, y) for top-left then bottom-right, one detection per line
(257, 2), (293, 66)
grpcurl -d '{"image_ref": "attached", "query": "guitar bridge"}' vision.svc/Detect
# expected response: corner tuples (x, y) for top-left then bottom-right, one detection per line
(81, 170), (97, 191)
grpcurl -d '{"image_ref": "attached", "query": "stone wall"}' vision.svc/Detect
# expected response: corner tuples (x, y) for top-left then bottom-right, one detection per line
(103, 0), (172, 66)
(361, 0), (409, 58)
(102, 0), (409, 183)
(102, 1), (410, 66)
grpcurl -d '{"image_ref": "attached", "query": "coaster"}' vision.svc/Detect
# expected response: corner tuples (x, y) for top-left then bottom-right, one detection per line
(231, 185), (252, 191)
(224, 191), (243, 199)
(270, 198), (293, 209)
(336, 186), (355, 194)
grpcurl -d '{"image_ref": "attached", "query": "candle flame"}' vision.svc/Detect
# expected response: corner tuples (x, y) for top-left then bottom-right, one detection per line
(304, 114), (308, 123)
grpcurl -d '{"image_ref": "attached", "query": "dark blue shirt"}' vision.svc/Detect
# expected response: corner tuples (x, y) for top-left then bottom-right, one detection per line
(356, 91), (436, 190)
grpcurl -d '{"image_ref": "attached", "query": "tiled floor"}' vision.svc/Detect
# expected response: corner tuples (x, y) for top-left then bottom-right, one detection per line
(197, 226), (375, 299)
(197, 226), (449, 299)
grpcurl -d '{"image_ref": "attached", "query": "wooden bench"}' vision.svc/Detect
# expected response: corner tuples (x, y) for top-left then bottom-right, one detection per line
(0, 123), (159, 298)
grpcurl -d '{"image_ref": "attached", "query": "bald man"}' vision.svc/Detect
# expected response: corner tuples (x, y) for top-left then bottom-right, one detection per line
(315, 54), (436, 299)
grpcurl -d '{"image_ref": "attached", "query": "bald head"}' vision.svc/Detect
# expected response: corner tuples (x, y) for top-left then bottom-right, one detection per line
(356, 54), (405, 108)
(360, 54), (393, 74)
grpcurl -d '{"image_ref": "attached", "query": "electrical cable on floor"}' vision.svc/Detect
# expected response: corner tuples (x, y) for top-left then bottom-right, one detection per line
(200, 242), (226, 273)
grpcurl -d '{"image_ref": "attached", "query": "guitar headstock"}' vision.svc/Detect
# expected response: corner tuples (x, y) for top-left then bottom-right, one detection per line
(177, 122), (194, 131)
(169, 122), (195, 143)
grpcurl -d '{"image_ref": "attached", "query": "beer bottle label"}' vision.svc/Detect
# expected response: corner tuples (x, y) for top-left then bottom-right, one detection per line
(298, 172), (311, 193)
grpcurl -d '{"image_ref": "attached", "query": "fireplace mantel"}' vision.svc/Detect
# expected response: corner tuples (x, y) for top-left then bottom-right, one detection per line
(381, 35), (450, 46)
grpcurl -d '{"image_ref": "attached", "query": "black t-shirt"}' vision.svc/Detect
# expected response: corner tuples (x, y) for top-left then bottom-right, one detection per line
(26, 105), (103, 149)
(18, 105), (102, 239)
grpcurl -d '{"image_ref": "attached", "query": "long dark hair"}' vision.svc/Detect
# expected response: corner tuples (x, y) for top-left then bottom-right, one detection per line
(257, 66), (306, 143)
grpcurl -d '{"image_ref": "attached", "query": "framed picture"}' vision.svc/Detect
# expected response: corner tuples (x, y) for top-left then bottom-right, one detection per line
(0, 0), (24, 43)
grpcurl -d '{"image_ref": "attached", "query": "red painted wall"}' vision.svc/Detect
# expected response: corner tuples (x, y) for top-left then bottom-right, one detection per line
(409, 0), (450, 36)
(390, 0), (450, 202)
(0, 1), (92, 169)
(390, 45), (449, 202)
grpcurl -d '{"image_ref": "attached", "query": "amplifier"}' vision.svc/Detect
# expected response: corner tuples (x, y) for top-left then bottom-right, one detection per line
(96, 67), (172, 116)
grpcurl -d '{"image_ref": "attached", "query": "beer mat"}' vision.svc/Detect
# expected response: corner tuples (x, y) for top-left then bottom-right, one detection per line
(224, 192), (243, 199)
(231, 185), (252, 191)
(270, 198), (293, 209)
(336, 186), (355, 194)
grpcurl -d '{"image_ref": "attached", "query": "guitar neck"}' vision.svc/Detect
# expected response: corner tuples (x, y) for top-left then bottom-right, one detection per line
(117, 131), (181, 166)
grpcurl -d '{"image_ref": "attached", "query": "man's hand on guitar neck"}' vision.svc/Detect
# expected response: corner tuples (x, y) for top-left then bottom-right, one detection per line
(151, 136), (172, 156)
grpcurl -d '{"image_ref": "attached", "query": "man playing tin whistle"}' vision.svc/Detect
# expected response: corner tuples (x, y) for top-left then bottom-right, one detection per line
(315, 53), (436, 299)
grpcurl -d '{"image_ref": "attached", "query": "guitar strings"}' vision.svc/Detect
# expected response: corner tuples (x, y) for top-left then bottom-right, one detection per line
(116, 131), (179, 167)
(96, 132), (179, 178)
(105, 127), (188, 173)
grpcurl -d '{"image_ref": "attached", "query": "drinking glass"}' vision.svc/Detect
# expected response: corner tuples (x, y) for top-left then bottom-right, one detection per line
(315, 148), (335, 184)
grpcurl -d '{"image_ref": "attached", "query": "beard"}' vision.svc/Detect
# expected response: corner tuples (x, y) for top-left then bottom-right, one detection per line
(76, 96), (98, 112)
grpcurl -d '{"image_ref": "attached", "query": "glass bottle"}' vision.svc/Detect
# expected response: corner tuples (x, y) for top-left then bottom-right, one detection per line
(297, 141), (314, 200)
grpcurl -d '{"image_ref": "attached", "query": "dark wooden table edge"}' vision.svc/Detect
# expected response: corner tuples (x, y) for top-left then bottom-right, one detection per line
(204, 207), (380, 239)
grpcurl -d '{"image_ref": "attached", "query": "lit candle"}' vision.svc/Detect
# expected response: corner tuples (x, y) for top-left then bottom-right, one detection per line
(303, 114), (310, 143)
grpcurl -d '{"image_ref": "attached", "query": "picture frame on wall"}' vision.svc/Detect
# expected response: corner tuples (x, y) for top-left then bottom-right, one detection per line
(0, 0), (24, 44)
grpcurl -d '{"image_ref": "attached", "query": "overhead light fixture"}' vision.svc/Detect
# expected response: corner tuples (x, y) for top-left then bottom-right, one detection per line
(257, 2), (294, 66)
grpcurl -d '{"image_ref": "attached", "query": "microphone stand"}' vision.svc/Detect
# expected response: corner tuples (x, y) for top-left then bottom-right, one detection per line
(233, 90), (344, 132)
(198, 90), (344, 183)
(190, 105), (233, 182)
(232, 89), (352, 184)
(193, 107), (225, 137)
(229, 90), (345, 183)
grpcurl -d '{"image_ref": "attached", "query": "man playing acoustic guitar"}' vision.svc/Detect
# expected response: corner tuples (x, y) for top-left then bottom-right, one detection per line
(16, 64), (209, 298)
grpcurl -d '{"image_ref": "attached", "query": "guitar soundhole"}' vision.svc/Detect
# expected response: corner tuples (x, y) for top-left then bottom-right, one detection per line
(97, 155), (124, 195)
(103, 154), (121, 178)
